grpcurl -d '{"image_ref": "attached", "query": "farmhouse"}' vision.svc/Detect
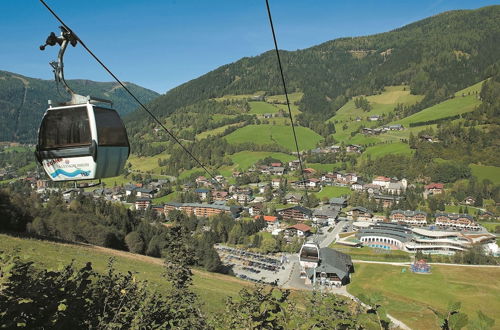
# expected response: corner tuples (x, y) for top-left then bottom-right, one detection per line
(284, 193), (303, 204)
(373, 194), (403, 208)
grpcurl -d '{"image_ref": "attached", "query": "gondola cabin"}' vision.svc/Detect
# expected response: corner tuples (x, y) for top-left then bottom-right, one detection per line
(299, 241), (320, 277)
(35, 101), (130, 181)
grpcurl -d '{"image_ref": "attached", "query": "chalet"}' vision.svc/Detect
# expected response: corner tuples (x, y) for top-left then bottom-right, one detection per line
(390, 210), (427, 226)
(285, 223), (312, 237)
(211, 190), (229, 201)
(232, 171), (243, 177)
(304, 248), (353, 287)
(351, 181), (364, 191)
(464, 196), (476, 205)
(424, 183), (444, 196)
(135, 198), (152, 211)
(363, 184), (381, 195)
(434, 212), (480, 231)
(329, 197), (348, 208)
(346, 145), (362, 153)
(477, 210), (497, 221)
(313, 206), (340, 226)
(373, 194), (403, 208)
(278, 205), (313, 222)
(164, 202), (242, 218)
(270, 162), (282, 167)
(284, 193), (303, 204)
(271, 178), (281, 188)
(233, 192), (253, 204)
(255, 215), (280, 229)
(386, 179), (407, 194)
(263, 113), (273, 119)
(248, 203), (263, 216)
(269, 166), (285, 176)
(308, 178), (321, 188)
(420, 135), (436, 143)
(388, 124), (403, 131)
(195, 188), (210, 200)
(346, 206), (373, 221)
(135, 187), (156, 198)
(321, 173), (336, 183)
(303, 168), (317, 175)
(372, 176), (391, 188)
(368, 115), (380, 121)
(288, 159), (301, 170)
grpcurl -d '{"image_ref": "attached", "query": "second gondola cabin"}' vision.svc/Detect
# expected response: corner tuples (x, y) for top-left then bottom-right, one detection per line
(35, 101), (130, 181)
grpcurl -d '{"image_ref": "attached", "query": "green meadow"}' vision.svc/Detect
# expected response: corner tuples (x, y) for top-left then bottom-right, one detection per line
(248, 101), (279, 114)
(470, 164), (500, 185)
(361, 142), (413, 159)
(229, 151), (295, 171)
(224, 124), (323, 151)
(316, 186), (352, 199)
(348, 262), (500, 330)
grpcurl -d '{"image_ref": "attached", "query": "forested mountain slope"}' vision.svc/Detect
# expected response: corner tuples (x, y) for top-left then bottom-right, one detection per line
(0, 70), (159, 143)
(127, 5), (500, 133)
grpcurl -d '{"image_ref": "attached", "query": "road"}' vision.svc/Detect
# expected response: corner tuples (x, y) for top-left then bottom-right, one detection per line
(319, 220), (347, 248)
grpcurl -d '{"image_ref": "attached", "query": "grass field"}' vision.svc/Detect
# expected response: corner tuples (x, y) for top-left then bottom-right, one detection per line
(316, 186), (352, 199)
(328, 86), (424, 142)
(128, 154), (169, 174)
(265, 92), (303, 104)
(329, 244), (411, 262)
(444, 204), (482, 215)
(361, 142), (413, 159)
(195, 122), (244, 140)
(229, 151), (294, 171)
(394, 94), (480, 127)
(153, 191), (180, 204)
(212, 92), (266, 102)
(305, 163), (343, 173)
(224, 124), (323, 151)
(0, 233), (249, 314)
(248, 101), (279, 114)
(348, 263), (500, 329)
(470, 164), (500, 185)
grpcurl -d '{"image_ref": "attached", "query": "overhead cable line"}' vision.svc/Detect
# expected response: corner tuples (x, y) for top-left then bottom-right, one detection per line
(39, 0), (221, 187)
(265, 0), (309, 201)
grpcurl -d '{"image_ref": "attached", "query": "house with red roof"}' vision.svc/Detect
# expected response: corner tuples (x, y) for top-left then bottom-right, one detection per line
(424, 183), (444, 197)
(285, 223), (312, 237)
(254, 215), (280, 229)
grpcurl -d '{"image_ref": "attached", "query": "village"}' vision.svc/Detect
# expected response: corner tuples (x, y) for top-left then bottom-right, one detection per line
(5, 146), (498, 290)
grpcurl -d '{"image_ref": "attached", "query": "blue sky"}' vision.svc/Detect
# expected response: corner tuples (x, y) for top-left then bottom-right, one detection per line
(1, 0), (498, 93)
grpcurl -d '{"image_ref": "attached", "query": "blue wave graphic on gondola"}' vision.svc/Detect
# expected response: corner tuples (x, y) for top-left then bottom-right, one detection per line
(49, 169), (90, 178)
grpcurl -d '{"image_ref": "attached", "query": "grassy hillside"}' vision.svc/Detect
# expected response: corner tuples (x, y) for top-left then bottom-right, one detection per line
(224, 124), (323, 151)
(349, 263), (500, 329)
(0, 233), (248, 314)
(470, 164), (500, 185)
(362, 142), (414, 159)
(327, 85), (424, 143)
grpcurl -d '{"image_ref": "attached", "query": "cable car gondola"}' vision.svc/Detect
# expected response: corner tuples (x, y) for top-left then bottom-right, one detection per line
(35, 27), (130, 182)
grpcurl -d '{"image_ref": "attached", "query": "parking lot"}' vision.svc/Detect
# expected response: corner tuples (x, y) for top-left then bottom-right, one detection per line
(215, 245), (294, 285)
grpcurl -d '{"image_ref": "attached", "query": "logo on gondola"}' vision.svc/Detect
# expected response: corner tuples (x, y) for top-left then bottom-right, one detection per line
(49, 169), (91, 178)
(65, 160), (70, 164)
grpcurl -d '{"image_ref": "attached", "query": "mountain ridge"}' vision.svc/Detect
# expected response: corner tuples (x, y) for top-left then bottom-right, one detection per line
(0, 70), (159, 143)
